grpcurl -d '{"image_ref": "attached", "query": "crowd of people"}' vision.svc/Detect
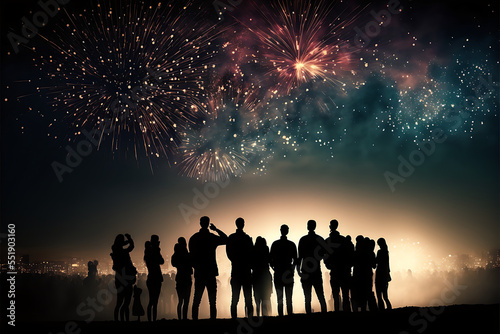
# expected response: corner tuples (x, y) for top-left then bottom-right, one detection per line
(109, 216), (392, 321)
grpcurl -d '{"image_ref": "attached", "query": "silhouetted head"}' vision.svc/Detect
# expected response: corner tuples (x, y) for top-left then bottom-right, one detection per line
(280, 224), (289, 236)
(377, 238), (387, 250)
(369, 239), (376, 251)
(145, 240), (151, 249)
(113, 234), (125, 247)
(346, 235), (352, 242)
(255, 236), (267, 248)
(151, 234), (160, 247)
(356, 235), (364, 244)
(307, 220), (316, 231)
(178, 237), (187, 247)
(236, 217), (245, 230)
(330, 219), (339, 231)
(93, 260), (98, 266)
(200, 216), (210, 229)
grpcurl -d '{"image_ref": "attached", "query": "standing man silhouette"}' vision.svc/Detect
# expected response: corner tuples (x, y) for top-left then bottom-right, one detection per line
(324, 220), (353, 312)
(297, 220), (328, 313)
(189, 216), (227, 320)
(226, 217), (254, 318)
(270, 224), (298, 316)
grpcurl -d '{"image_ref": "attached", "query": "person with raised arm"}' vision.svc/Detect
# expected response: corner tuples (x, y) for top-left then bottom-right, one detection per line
(189, 216), (227, 320)
(110, 233), (137, 321)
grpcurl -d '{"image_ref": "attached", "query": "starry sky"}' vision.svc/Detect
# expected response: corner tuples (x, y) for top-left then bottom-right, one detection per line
(1, 0), (498, 274)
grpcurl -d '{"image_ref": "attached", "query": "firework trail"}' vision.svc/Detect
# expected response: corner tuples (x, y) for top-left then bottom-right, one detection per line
(34, 0), (220, 160)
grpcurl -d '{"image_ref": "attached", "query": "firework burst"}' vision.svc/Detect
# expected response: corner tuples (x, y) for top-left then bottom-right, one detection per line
(34, 0), (220, 160)
(177, 84), (267, 182)
(242, 0), (357, 97)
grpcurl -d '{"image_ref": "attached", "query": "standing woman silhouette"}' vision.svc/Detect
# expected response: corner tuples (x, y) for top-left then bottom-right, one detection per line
(252, 236), (273, 316)
(375, 238), (392, 310)
(144, 235), (165, 321)
(110, 233), (137, 321)
(171, 237), (193, 320)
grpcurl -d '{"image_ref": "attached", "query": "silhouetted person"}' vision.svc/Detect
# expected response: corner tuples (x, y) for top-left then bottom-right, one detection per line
(171, 237), (193, 320)
(252, 236), (273, 316)
(375, 238), (392, 310)
(367, 238), (378, 311)
(352, 235), (365, 311)
(144, 235), (164, 321)
(88, 260), (98, 278)
(189, 216), (228, 320)
(324, 219), (353, 312)
(270, 224), (298, 316)
(110, 233), (137, 321)
(226, 217), (254, 318)
(352, 236), (376, 312)
(297, 220), (327, 314)
(83, 260), (99, 296)
(164, 273), (176, 315)
(132, 285), (145, 321)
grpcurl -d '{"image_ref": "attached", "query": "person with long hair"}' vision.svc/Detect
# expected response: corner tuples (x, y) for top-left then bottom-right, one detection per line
(375, 238), (392, 310)
(171, 237), (193, 320)
(252, 236), (273, 316)
(110, 233), (136, 321)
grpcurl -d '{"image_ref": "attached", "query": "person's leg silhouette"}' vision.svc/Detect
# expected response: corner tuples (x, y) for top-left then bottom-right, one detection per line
(207, 276), (217, 320)
(302, 278), (313, 314)
(285, 282), (293, 315)
(341, 281), (351, 312)
(230, 278), (242, 318)
(243, 279), (253, 318)
(192, 278), (206, 320)
(274, 279), (284, 316)
(313, 276), (327, 313)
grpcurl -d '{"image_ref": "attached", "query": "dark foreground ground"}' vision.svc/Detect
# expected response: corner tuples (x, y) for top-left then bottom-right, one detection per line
(8, 304), (500, 334)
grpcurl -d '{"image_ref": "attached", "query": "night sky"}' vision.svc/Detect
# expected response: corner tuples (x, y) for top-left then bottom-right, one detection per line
(1, 0), (498, 278)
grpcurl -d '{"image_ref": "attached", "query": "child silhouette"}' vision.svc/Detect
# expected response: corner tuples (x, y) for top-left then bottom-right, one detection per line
(132, 285), (145, 321)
